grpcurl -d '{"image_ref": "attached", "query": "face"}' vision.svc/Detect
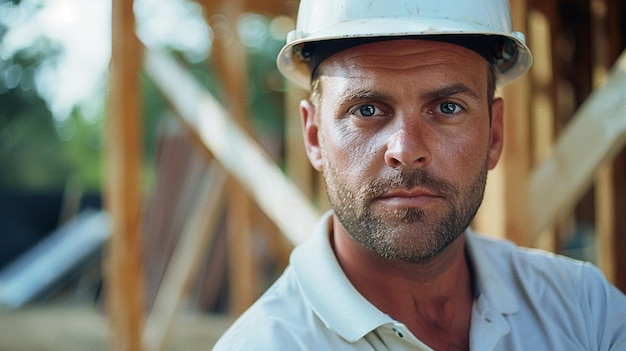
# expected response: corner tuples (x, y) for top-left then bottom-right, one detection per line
(301, 39), (504, 264)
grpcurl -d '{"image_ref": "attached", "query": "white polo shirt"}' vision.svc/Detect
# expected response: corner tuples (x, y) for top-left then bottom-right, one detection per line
(213, 211), (626, 350)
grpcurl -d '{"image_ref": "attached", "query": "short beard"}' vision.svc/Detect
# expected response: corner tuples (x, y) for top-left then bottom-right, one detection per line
(325, 157), (489, 264)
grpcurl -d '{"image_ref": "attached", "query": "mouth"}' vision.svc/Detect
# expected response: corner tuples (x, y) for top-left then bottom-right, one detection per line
(376, 188), (442, 208)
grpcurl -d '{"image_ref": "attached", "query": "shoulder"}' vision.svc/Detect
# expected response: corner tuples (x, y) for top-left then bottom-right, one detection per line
(466, 231), (619, 305)
(469, 232), (589, 280)
(468, 231), (626, 348)
(212, 266), (327, 351)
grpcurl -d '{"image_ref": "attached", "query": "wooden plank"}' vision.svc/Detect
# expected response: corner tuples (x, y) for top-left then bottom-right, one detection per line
(143, 122), (206, 307)
(142, 162), (228, 351)
(143, 49), (320, 246)
(105, 0), (144, 349)
(528, 7), (555, 166)
(496, 0), (533, 246)
(530, 50), (626, 235)
(612, 148), (626, 291)
(449, 0), (536, 243)
(607, 0), (626, 295)
(591, 0), (615, 282)
(527, 6), (557, 251)
(207, 0), (263, 315)
(225, 178), (259, 316)
(596, 163), (615, 282)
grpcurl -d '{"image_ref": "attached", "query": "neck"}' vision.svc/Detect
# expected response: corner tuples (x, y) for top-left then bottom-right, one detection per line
(331, 216), (474, 349)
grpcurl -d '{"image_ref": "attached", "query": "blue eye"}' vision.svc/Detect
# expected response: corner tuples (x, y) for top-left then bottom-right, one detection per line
(358, 105), (377, 117)
(439, 102), (462, 114)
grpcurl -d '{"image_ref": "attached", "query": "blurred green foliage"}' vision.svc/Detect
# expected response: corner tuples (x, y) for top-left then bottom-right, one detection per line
(0, 0), (286, 194)
(0, 28), (74, 191)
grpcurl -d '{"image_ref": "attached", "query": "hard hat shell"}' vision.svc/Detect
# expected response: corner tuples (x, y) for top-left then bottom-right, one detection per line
(277, 0), (533, 90)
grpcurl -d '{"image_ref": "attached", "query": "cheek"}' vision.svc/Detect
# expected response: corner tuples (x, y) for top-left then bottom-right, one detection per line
(436, 126), (490, 177)
(320, 123), (383, 176)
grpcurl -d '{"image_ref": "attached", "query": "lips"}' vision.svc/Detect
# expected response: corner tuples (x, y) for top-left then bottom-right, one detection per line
(382, 188), (439, 198)
(376, 188), (442, 208)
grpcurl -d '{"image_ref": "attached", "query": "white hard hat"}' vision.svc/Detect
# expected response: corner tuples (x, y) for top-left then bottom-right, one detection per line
(277, 0), (533, 90)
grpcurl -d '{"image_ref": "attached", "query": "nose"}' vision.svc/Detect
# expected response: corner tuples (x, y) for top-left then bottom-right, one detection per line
(384, 123), (432, 169)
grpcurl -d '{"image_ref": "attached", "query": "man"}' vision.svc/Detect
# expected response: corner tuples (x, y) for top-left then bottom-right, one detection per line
(214, 0), (626, 350)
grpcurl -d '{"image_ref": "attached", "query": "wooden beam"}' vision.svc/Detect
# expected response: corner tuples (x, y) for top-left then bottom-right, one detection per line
(528, 7), (556, 166)
(591, 0), (616, 282)
(225, 177), (259, 316)
(596, 163), (616, 281)
(143, 49), (320, 246)
(105, 0), (144, 349)
(605, 0), (626, 294)
(530, 50), (626, 235)
(527, 5), (558, 251)
(206, 0), (265, 315)
(612, 148), (626, 292)
(142, 162), (227, 351)
(497, 0), (533, 246)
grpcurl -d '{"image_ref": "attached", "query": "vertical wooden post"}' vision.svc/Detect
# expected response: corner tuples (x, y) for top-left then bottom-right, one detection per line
(476, 0), (533, 241)
(590, 0), (616, 282)
(106, 0), (145, 349)
(501, 0), (533, 247)
(527, 2), (558, 251)
(605, 0), (626, 293)
(205, 0), (260, 316)
(612, 148), (626, 291)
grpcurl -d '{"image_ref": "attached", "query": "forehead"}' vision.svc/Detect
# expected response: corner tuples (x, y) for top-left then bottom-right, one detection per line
(316, 39), (489, 95)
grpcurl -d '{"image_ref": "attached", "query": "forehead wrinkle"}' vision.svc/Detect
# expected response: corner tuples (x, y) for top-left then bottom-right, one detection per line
(316, 43), (490, 105)
(338, 43), (485, 69)
(323, 55), (485, 88)
(321, 77), (482, 106)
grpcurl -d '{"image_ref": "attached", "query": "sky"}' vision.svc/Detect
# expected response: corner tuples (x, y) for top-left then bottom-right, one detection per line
(1, 0), (212, 124)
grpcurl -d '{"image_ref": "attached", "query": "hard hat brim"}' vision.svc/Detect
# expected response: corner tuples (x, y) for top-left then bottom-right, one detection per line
(277, 17), (532, 90)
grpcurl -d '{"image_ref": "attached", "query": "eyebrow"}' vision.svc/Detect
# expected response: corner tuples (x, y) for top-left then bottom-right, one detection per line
(341, 89), (390, 102)
(336, 83), (482, 105)
(421, 83), (481, 101)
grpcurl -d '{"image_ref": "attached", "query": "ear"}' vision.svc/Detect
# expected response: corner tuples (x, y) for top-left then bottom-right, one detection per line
(487, 97), (504, 170)
(300, 99), (324, 171)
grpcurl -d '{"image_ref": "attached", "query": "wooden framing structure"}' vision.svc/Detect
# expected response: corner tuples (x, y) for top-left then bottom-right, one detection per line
(105, 0), (144, 348)
(103, 0), (625, 349)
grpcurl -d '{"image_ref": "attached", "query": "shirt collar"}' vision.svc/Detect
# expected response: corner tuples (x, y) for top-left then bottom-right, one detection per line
(291, 211), (394, 342)
(465, 229), (519, 314)
(291, 212), (519, 342)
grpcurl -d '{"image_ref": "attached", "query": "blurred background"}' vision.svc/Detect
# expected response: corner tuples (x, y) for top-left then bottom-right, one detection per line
(0, 0), (624, 349)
